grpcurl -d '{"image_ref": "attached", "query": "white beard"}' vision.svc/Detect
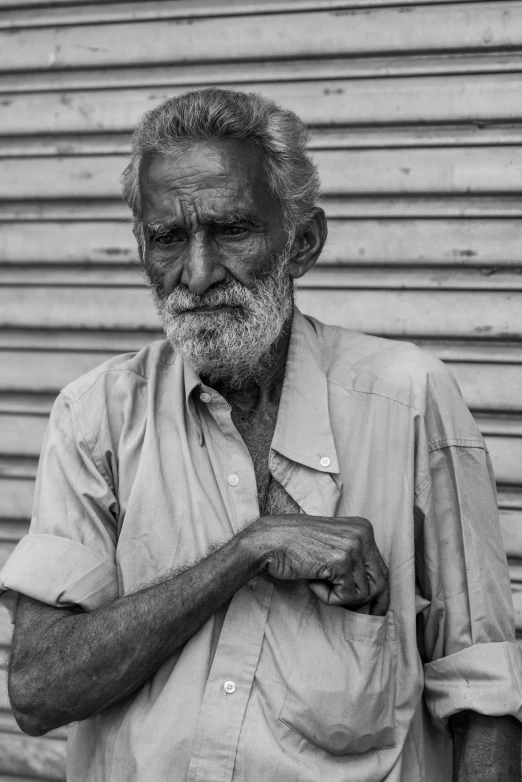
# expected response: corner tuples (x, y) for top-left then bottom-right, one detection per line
(147, 256), (294, 388)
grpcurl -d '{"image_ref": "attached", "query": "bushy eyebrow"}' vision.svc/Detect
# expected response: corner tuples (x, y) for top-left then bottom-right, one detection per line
(214, 211), (261, 225)
(146, 211), (262, 236)
(146, 221), (173, 237)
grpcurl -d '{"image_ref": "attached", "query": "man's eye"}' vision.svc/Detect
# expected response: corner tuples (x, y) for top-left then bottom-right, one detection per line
(221, 225), (248, 237)
(155, 233), (181, 246)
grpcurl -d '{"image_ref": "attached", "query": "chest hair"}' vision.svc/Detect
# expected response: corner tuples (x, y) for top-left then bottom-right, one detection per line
(231, 402), (300, 517)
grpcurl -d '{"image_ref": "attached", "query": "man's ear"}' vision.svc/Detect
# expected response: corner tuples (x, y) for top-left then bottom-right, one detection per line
(287, 207), (328, 279)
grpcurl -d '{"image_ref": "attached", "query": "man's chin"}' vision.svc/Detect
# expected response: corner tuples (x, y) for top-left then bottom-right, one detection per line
(169, 309), (242, 341)
(164, 320), (236, 355)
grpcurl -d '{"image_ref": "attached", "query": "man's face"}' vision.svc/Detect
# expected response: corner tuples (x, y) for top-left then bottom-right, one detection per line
(139, 139), (295, 386)
(140, 138), (289, 297)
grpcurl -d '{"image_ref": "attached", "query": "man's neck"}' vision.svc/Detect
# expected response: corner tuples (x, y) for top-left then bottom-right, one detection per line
(210, 314), (292, 416)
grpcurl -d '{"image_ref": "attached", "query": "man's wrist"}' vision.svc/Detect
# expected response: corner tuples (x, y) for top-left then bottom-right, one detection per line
(236, 516), (276, 578)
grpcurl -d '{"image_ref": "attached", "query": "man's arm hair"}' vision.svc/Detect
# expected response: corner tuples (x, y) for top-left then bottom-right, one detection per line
(8, 531), (256, 736)
(450, 711), (521, 782)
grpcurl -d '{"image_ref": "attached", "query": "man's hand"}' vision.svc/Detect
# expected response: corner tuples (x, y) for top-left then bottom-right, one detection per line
(244, 514), (389, 615)
(450, 711), (521, 782)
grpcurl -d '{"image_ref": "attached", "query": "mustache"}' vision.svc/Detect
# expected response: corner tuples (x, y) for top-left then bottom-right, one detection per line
(159, 279), (259, 315)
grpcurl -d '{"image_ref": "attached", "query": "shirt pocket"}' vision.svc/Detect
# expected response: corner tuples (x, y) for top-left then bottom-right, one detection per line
(279, 599), (397, 756)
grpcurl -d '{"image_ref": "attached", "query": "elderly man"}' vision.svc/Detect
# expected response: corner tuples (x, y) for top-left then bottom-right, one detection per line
(1, 88), (521, 782)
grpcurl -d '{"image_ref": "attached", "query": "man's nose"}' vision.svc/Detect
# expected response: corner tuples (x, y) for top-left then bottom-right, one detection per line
(180, 232), (226, 295)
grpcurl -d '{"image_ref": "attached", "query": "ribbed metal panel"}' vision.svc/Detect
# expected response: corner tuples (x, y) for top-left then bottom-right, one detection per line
(0, 1), (520, 776)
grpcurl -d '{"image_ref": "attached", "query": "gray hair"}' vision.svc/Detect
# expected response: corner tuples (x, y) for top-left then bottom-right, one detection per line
(121, 88), (321, 244)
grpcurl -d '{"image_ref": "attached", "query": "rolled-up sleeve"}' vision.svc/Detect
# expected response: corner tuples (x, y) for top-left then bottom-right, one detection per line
(0, 392), (119, 619)
(415, 439), (522, 731)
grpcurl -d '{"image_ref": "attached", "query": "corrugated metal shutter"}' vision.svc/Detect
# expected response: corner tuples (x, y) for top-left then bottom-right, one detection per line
(1, 0), (521, 777)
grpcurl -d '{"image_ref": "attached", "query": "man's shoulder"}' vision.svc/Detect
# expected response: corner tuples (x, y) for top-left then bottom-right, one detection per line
(309, 317), (459, 415)
(60, 339), (173, 407)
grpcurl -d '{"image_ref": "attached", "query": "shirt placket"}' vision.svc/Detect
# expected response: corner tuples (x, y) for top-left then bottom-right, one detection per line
(196, 387), (259, 528)
(187, 388), (273, 782)
(187, 579), (274, 782)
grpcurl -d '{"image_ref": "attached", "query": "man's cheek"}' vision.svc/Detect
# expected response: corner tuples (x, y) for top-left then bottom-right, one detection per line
(141, 260), (162, 294)
(227, 252), (274, 288)
(147, 260), (182, 298)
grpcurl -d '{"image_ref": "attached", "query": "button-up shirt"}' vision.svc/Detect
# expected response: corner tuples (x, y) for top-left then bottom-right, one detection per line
(1, 308), (521, 782)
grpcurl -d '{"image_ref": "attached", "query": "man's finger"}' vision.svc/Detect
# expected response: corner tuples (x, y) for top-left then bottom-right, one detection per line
(310, 573), (358, 606)
(331, 570), (359, 605)
(363, 544), (388, 586)
(370, 585), (390, 616)
(309, 581), (335, 604)
(363, 552), (390, 614)
(363, 538), (387, 573)
(367, 571), (389, 609)
(351, 557), (370, 603)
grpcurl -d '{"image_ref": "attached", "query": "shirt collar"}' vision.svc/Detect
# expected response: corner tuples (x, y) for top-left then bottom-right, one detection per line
(178, 307), (340, 475)
(182, 357), (204, 439)
(271, 308), (340, 475)
(183, 357), (202, 406)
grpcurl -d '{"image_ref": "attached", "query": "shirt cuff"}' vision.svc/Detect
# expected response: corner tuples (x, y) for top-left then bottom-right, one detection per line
(424, 642), (522, 732)
(0, 533), (119, 621)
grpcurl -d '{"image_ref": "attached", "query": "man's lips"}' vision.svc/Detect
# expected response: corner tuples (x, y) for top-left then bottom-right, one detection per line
(178, 305), (239, 314)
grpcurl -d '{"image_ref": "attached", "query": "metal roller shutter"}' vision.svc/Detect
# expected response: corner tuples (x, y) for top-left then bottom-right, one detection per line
(0, 1), (520, 777)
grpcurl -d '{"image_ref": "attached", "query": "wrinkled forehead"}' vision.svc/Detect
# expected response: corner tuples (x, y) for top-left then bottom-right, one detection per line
(139, 139), (280, 225)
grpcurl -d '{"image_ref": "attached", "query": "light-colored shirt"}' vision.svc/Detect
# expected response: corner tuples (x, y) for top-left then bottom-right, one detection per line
(1, 308), (521, 782)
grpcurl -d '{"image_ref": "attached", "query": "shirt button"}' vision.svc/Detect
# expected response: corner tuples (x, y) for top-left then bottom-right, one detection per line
(200, 392), (212, 403)
(228, 473), (240, 487)
(224, 681), (236, 694)
(320, 456), (331, 468)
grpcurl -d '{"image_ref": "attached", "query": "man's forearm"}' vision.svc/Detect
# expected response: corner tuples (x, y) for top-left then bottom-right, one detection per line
(10, 531), (258, 735)
(451, 711), (521, 782)
(9, 510), (390, 737)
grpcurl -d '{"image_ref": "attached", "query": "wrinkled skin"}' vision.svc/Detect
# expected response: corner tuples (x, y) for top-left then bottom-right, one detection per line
(140, 139), (296, 297)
